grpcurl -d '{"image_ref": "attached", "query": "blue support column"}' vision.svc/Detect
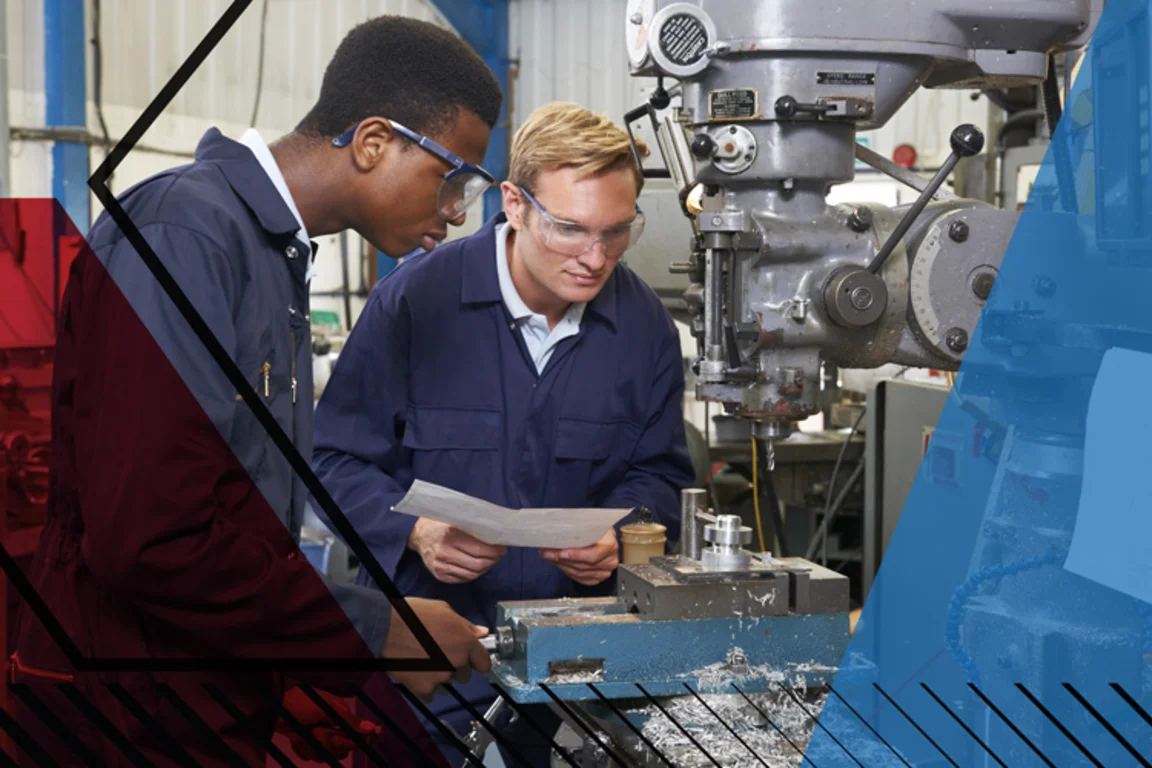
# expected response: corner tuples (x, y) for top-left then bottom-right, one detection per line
(428, 0), (511, 223)
(44, 0), (90, 233)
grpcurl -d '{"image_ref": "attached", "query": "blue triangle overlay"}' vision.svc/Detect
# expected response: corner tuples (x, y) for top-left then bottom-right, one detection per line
(807, 0), (1152, 765)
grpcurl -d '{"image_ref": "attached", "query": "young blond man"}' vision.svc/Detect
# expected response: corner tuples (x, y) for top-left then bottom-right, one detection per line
(313, 103), (695, 765)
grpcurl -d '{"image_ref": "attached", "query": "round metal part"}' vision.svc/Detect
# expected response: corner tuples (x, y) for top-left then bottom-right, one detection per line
(848, 206), (873, 233)
(752, 420), (792, 441)
(495, 626), (516, 659)
(624, 0), (657, 68)
(945, 327), (969, 353)
(949, 219), (970, 243)
(647, 3), (717, 78)
(823, 268), (888, 327)
(703, 515), (752, 547)
(707, 124), (757, 175)
(909, 205), (1015, 360)
(700, 548), (752, 571)
(971, 270), (996, 300)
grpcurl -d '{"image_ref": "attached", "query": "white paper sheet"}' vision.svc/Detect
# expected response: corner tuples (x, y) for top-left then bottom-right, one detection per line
(1064, 347), (1152, 605)
(391, 480), (633, 548)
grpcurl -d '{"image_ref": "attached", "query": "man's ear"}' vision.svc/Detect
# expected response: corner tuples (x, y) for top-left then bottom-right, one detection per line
(501, 181), (525, 230)
(348, 117), (397, 172)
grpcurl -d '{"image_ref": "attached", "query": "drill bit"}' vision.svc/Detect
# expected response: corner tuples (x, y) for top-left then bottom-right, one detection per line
(766, 439), (775, 472)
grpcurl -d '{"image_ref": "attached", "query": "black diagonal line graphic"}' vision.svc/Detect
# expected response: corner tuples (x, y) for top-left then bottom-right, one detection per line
(586, 683), (675, 768)
(58, 683), (156, 768)
(683, 683), (770, 768)
(0, 0), (458, 676)
(0, 701), (59, 767)
(296, 684), (389, 768)
(967, 684), (1055, 768)
(106, 683), (199, 768)
(350, 685), (439, 768)
(1016, 683), (1104, 768)
(1063, 683), (1152, 767)
(7, 683), (107, 766)
(392, 685), (486, 768)
(777, 684), (864, 768)
(872, 684), (958, 768)
(538, 683), (630, 768)
(1110, 683), (1152, 730)
(439, 684), (534, 768)
(201, 684), (294, 768)
(489, 685), (579, 768)
(637, 682), (722, 768)
(156, 685), (250, 768)
(277, 705), (342, 768)
(730, 683), (818, 768)
(920, 683), (1007, 768)
(828, 685), (912, 768)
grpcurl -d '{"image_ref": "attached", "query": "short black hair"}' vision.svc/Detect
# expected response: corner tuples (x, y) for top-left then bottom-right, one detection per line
(296, 16), (503, 139)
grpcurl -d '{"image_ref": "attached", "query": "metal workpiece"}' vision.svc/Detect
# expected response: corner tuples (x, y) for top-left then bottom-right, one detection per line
(679, 488), (708, 560)
(700, 514), (753, 570)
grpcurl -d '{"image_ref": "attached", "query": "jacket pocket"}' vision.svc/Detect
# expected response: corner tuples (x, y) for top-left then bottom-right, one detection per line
(402, 407), (501, 495)
(553, 418), (637, 501)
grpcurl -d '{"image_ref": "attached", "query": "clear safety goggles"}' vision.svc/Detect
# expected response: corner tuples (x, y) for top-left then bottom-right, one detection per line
(519, 187), (645, 258)
(333, 121), (496, 222)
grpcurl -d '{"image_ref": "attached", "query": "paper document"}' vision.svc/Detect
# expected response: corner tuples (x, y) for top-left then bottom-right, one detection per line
(392, 480), (633, 548)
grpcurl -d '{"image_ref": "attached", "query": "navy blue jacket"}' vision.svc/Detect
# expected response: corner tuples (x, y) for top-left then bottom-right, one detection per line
(312, 213), (694, 632)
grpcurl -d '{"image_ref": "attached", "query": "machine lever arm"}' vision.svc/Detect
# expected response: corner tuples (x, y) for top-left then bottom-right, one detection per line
(866, 124), (984, 275)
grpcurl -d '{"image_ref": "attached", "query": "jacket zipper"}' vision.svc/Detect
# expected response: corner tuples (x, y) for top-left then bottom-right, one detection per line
(290, 329), (298, 404)
(261, 361), (271, 397)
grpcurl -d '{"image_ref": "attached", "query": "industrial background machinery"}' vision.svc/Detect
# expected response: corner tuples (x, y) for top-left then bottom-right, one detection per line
(481, 2), (1103, 765)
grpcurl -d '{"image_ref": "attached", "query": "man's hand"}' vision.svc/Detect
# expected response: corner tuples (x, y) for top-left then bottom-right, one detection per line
(384, 597), (492, 700)
(408, 518), (507, 584)
(540, 528), (620, 586)
(277, 686), (381, 762)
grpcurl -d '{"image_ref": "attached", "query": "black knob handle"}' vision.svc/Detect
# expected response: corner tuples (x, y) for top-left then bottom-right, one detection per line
(691, 133), (717, 160)
(774, 95), (799, 119)
(950, 124), (985, 157)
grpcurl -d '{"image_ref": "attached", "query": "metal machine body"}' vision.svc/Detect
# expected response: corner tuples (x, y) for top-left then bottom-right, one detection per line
(624, 0), (1099, 459)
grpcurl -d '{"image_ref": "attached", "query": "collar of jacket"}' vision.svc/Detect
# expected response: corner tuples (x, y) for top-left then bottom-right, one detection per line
(459, 212), (618, 332)
(194, 127), (301, 239)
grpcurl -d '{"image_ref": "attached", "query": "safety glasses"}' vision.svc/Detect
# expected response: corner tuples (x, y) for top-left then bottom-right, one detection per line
(333, 121), (496, 222)
(518, 187), (645, 258)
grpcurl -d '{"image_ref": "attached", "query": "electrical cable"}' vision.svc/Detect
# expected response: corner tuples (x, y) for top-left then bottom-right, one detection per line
(807, 408), (866, 563)
(90, 0), (113, 160)
(750, 438), (767, 552)
(808, 461), (865, 566)
(249, 0), (271, 128)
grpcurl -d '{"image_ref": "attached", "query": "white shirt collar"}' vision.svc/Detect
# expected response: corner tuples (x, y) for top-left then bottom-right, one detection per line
(238, 128), (314, 283)
(495, 221), (586, 326)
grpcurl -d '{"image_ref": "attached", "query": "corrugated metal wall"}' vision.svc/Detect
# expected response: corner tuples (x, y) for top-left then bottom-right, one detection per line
(5, 0), (458, 325)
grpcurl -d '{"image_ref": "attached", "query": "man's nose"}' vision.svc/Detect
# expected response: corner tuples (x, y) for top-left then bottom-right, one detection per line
(578, 239), (608, 271)
(449, 211), (468, 228)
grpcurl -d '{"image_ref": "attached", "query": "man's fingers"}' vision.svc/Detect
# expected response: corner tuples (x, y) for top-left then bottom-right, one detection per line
(469, 637), (493, 673)
(440, 548), (501, 573)
(435, 563), (490, 584)
(448, 529), (507, 559)
(548, 545), (614, 566)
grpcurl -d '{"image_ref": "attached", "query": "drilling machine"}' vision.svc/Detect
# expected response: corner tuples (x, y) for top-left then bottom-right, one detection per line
(477, 2), (1101, 765)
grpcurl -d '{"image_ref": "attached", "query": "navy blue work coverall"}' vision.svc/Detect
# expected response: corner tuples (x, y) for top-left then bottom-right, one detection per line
(313, 213), (696, 765)
(9, 129), (429, 766)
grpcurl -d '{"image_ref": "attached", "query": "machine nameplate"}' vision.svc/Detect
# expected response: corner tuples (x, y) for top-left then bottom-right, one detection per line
(817, 71), (876, 86)
(709, 88), (758, 120)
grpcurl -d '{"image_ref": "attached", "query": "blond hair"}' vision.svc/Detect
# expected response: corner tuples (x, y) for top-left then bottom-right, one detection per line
(509, 102), (649, 194)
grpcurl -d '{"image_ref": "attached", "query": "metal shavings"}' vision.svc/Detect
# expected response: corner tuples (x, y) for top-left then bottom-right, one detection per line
(542, 669), (606, 685)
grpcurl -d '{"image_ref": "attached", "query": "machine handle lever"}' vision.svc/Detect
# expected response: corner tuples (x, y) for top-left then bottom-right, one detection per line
(866, 124), (984, 275)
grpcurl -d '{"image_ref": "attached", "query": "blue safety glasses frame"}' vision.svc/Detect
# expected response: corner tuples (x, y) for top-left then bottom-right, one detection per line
(332, 121), (497, 222)
(518, 186), (645, 258)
